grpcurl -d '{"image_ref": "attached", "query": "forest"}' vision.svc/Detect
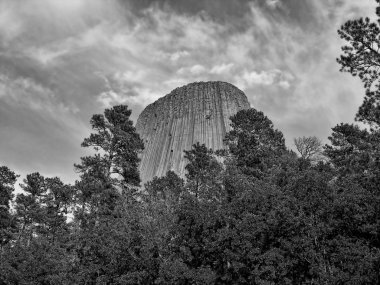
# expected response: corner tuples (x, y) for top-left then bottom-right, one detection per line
(1, 3), (380, 285)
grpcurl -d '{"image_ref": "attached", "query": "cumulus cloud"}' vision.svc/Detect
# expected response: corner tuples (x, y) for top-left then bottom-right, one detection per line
(96, 71), (162, 110)
(210, 63), (234, 75)
(235, 69), (293, 90)
(241, 70), (278, 86)
(178, 64), (207, 75)
(0, 0), (377, 184)
(170, 50), (190, 62)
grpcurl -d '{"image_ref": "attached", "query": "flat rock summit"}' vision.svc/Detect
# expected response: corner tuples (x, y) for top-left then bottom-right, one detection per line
(136, 81), (250, 184)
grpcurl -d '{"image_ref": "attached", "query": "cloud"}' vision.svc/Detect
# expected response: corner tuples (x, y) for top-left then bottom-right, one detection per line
(210, 63), (234, 75)
(163, 78), (190, 89)
(191, 65), (206, 74)
(96, 72), (162, 110)
(266, 0), (283, 9)
(0, 3), (23, 44)
(235, 69), (293, 89)
(242, 70), (278, 86)
(0, 74), (87, 185)
(170, 50), (190, 61)
(97, 90), (124, 107)
(278, 80), (290, 89)
(0, 0), (377, 185)
(178, 64), (207, 75)
(97, 86), (161, 109)
(0, 74), (78, 114)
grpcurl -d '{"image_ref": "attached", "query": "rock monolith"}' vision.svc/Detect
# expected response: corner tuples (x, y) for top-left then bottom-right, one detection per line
(135, 81), (250, 184)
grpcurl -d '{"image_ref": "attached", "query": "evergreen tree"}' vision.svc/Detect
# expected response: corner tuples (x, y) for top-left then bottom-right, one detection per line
(145, 170), (184, 205)
(184, 142), (223, 199)
(71, 105), (147, 284)
(15, 172), (47, 243)
(142, 171), (186, 283)
(338, 0), (380, 128)
(75, 105), (144, 188)
(0, 166), (17, 248)
(335, 0), (380, 194)
(74, 105), (144, 221)
(1, 172), (74, 284)
(225, 108), (286, 178)
(324, 123), (380, 184)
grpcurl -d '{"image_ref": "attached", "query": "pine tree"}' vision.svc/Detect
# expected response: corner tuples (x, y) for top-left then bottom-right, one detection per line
(225, 108), (286, 178)
(337, 0), (380, 129)
(71, 105), (148, 284)
(0, 166), (18, 248)
(184, 142), (223, 199)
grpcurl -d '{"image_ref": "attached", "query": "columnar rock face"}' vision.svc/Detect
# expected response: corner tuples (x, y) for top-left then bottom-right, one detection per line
(135, 81), (250, 184)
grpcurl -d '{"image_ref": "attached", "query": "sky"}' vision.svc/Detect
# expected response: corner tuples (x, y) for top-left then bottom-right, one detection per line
(0, 0), (377, 185)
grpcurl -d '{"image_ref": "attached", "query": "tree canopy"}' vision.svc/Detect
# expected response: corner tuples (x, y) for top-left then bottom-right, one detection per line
(2, 2), (380, 283)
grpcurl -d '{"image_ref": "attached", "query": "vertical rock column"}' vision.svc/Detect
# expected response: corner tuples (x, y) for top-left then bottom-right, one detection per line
(135, 81), (250, 184)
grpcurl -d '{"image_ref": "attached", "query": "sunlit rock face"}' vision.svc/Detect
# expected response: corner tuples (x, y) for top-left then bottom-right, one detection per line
(135, 81), (250, 184)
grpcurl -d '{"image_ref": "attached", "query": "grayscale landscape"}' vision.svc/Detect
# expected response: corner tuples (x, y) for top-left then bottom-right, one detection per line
(1, 1), (380, 284)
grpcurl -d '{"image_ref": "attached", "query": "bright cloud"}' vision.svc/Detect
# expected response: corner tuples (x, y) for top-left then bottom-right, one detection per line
(210, 63), (234, 75)
(266, 0), (282, 9)
(235, 69), (294, 90)
(170, 50), (190, 62)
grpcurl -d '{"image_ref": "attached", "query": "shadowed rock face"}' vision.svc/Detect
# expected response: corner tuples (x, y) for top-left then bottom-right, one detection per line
(136, 81), (250, 184)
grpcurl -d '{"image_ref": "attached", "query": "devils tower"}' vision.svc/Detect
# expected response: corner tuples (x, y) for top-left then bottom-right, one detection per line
(136, 81), (250, 184)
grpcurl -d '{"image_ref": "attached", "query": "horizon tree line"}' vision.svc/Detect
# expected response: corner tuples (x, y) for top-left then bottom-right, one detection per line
(1, 2), (380, 283)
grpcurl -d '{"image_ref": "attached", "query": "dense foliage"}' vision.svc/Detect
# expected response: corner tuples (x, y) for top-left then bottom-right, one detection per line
(2, 2), (380, 283)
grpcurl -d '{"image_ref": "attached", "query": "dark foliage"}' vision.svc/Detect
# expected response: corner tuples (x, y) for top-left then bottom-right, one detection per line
(225, 108), (286, 179)
(0, 166), (18, 248)
(3, 3), (380, 282)
(337, 0), (380, 129)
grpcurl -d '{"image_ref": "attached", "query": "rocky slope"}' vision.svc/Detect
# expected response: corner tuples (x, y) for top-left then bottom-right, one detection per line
(135, 81), (250, 184)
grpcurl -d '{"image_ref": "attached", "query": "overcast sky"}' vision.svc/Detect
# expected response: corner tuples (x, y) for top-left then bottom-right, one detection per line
(0, 0), (376, 184)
